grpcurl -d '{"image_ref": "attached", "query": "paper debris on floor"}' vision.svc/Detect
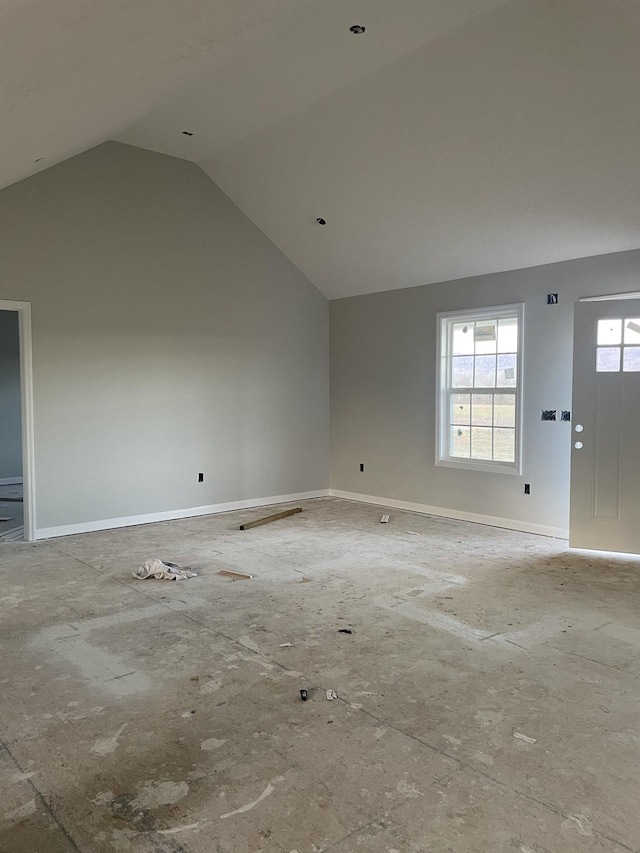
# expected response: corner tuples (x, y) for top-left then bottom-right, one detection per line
(219, 569), (253, 580)
(380, 514), (390, 523)
(326, 689), (338, 700)
(133, 560), (198, 581)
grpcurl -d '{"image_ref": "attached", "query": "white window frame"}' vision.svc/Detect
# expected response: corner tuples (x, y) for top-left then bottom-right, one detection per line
(436, 303), (524, 475)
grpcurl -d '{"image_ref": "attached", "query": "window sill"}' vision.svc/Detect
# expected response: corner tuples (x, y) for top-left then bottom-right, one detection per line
(436, 457), (521, 476)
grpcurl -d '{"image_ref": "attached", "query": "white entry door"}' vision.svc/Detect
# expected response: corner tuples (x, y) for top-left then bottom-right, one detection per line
(570, 297), (640, 553)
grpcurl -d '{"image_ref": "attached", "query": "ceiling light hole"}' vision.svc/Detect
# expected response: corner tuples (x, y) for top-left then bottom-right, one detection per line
(349, 25), (366, 34)
(182, 131), (194, 136)
(316, 218), (327, 225)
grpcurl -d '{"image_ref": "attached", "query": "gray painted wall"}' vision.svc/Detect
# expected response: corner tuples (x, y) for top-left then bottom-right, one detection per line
(0, 311), (22, 479)
(330, 250), (640, 535)
(0, 142), (329, 532)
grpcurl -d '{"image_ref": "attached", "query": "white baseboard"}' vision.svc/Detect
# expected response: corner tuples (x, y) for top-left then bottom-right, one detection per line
(0, 477), (23, 486)
(35, 489), (330, 540)
(329, 489), (568, 539)
(33, 486), (568, 541)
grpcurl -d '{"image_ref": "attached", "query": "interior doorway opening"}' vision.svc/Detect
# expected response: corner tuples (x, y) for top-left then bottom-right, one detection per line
(0, 310), (23, 540)
(0, 301), (35, 541)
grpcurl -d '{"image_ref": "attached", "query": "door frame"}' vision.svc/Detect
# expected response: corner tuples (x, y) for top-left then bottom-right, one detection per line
(570, 290), (640, 551)
(580, 291), (640, 302)
(0, 300), (35, 541)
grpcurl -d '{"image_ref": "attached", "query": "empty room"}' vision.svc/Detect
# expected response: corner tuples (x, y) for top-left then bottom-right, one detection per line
(2, 1), (640, 851)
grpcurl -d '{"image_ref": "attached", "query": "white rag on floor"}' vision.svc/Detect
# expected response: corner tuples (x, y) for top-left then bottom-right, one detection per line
(133, 560), (198, 581)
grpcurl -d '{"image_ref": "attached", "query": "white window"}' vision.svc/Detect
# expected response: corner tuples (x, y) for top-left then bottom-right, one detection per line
(437, 304), (523, 474)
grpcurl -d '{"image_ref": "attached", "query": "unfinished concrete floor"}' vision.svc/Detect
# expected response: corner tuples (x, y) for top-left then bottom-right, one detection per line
(1, 497), (639, 853)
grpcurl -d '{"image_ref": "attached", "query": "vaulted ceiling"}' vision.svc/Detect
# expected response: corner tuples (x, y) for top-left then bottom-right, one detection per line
(4, 0), (640, 298)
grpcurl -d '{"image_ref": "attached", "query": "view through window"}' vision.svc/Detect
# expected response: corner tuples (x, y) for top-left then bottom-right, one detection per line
(438, 305), (522, 472)
(596, 318), (640, 372)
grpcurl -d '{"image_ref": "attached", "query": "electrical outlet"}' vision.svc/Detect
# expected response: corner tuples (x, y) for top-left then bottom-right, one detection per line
(541, 410), (557, 421)
(198, 473), (204, 482)
(547, 293), (558, 304)
(561, 410), (571, 422)
(524, 483), (531, 495)
(359, 463), (365, 472)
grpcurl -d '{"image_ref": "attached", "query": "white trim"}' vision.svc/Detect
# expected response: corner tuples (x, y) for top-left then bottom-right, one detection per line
(35, 489), (330, 540)
(0, 301), (35, 541)
(329, 489), (568, 539)
(580, 292), (640, 302)
(435, 457), (522, 476)
(0, 477), (23, 486)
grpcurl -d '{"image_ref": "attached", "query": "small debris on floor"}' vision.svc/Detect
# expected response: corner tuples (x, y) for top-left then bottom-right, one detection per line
(220, 776), (284, 819)
(300, 577), (312, 583)
(219, 569), (253, 580)
(326, 689), (338, 701)
(239, 507), (302, 530)
(300, 689), (308, 701)
(381, 514), (390, 523)
(406, 531), (420, 535)
(338, 628), (354, 634)
(133, 560), (198, 580)
(279, 642), (293, 647)
(513, 732), (537, 744)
